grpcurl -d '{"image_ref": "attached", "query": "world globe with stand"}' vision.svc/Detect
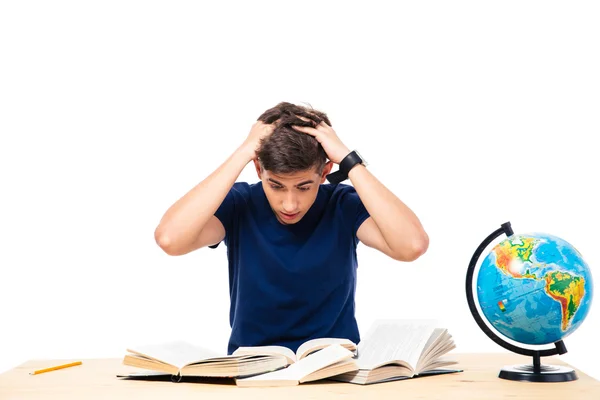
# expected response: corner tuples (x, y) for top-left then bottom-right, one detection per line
(466, 222), (593, 382)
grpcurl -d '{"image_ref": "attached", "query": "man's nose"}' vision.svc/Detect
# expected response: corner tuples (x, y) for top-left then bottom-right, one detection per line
(282, 193), (298, 212)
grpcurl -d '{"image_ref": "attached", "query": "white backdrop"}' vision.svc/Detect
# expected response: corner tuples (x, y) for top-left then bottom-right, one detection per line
(1, 1), (599, 381)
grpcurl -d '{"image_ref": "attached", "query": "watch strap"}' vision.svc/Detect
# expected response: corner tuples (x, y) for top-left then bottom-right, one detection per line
(326, 151), (364, 184)
(326, 169), (347, 184)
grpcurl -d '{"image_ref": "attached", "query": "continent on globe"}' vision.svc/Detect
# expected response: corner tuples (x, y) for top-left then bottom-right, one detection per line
(544, 271), (585, 331)
(492, 237), (586, 331)
(495, 237), (537, 278)
(477, 233), (593, 345)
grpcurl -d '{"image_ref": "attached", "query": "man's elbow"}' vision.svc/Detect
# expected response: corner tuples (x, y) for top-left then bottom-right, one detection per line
(154, 227), (187, 256)
(393, 233), (429, 262)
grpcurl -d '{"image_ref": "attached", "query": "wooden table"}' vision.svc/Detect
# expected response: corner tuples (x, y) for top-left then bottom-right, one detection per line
(1, 353), (599, 399)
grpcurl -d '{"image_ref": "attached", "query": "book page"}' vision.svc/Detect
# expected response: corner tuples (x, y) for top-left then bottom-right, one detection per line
(236, 344), (354, 385)
(414, 328), (447, 372)
(421, 328), (445, 353)
(233, 345), (296, 364)
(416, 329), (456, 372)
(126, 341), (221, 369)
(300, 359), (358, 383)
(356, 320), (436, 371)
(296, 338), (356, 360)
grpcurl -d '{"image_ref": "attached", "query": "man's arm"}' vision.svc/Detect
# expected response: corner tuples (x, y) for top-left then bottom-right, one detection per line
(350, 165), (429, 262)
(292, 121), (428, 262)
(154, 122), (273, 256)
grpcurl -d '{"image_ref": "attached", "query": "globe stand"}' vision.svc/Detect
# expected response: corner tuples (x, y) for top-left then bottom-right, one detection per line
(466, 221), (578, 383)
(499, 347), (577, 382)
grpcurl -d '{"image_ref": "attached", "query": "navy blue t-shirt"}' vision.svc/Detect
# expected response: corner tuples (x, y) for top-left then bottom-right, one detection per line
(211, 181), (370, 354)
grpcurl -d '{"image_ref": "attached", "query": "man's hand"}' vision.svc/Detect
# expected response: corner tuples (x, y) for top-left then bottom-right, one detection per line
(241, 121), (276, 161)
(292, 120), (351, 164)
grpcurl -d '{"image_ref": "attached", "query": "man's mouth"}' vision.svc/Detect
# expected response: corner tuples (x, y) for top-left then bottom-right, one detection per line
(280, 212), (300, 220)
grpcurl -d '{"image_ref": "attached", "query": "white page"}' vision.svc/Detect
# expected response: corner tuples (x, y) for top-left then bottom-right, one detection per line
(415, 328), (450, 372)
(233, 345), (296, 364)
(127, 340), (221, 369)
(356, 320), (436, 370)
(296, 338), (355, 360)
(238, 344), (353, 382)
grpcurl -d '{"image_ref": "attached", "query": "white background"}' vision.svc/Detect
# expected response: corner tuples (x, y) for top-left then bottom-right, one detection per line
(1, 0), (599, 381)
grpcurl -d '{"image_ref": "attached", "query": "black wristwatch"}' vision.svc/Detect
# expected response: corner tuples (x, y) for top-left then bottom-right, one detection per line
(326, 150), (367, 184)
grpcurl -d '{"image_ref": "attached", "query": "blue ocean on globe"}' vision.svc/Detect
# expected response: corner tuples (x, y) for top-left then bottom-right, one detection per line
(477, 233), (593, 345)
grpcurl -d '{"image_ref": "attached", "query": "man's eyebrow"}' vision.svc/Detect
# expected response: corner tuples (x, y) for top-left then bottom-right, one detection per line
(296, 180), (314, 186)
(268, 178), (315, 187)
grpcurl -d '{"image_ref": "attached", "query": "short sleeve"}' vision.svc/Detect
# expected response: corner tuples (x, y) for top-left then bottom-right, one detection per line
(209, 183), (246, 249)
(338, 185), (371, 242)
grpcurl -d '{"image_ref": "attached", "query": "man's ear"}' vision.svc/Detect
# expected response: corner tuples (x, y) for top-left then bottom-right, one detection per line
(253, 159), (263, 179)
(320, 161), (334, 183)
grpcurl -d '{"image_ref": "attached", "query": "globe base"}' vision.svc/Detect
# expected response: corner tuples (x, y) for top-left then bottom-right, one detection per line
(499, 364), (578, 382)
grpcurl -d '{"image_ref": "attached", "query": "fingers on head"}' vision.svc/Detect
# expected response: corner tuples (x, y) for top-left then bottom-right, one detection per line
(292, 112), (322, 128)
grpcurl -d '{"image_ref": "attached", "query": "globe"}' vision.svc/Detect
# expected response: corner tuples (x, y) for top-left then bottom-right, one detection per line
(477, 233), (593, 346)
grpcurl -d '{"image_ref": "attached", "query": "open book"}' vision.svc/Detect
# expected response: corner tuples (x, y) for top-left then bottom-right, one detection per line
(330, 320), (460, 385)
(232, 337), (357, 365)
(121, 341), (288, 379)
(235, 344), (357, 387)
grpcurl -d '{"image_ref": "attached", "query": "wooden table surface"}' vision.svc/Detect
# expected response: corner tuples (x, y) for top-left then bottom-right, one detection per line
(1, 353), (599, 399)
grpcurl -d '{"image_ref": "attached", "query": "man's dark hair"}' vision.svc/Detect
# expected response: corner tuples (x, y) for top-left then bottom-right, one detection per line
(256, 102), (331, 175)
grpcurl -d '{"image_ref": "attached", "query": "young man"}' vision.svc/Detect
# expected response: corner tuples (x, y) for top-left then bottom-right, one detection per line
(154, 102), (429, 354)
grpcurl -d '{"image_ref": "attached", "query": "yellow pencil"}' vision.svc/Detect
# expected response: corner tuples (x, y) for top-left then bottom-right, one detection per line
(29, 361), (82, 375)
